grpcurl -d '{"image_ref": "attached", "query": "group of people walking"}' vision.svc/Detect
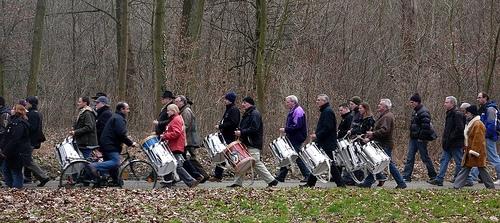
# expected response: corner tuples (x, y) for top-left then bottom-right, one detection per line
(0, 90), (498, 190)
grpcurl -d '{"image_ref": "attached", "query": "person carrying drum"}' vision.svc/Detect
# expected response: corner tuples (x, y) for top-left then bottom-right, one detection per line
(209, 91), (240, 182)
(275, 95), (310, 183)
(69, 96), (98, 159)
(153, 90), (175, 135)
(174, 95), (208, 183)
(160, 104), (199, 188)
(88, 102), (138, 187)
(358, 98), (407, 189)
(301, 94), (345, 188)
(227, 96), (278, 188)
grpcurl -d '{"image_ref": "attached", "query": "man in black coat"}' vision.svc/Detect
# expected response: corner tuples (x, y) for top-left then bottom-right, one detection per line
(22, 97), (50, 187)
(301, 94), (345, 188)
(428, 96), (465, 186)
(209, 92), (240, 182)
(95, 96), (113, 143)
(337, 103), (353, 139)
(402, 93), (437, 182)
(90, 102), (136, 185)
(153, 90), (175, 135)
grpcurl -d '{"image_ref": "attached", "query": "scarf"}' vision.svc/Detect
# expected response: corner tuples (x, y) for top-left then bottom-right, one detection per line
(464, 115), (480, 147)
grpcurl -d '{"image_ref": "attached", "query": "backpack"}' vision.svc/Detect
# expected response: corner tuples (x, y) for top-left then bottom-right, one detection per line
(0, 111), (10, 135)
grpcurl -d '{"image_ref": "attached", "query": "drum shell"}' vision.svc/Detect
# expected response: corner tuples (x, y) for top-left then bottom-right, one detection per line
(299, 142), (330, 176)
(360, 141), (390, 174)
(141, 135), (177, 176)
(55, 137), (83, 169)
(269, 136), (298, 167)
(204, 133), (227, 163)
(224, 141), (255, 174)
(336, 139), (365, 172)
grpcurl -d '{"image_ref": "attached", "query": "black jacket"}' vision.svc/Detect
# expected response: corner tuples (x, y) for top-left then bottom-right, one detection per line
(351, 116), (375, 136)
(315, 103), (337, 151)
(338, 111), (353, 139)
(96, 105), (113, 142)
(409, 104), (435, 140)
(218, 103), (240, 143)
(27, 108), (45, 149)
(0, 105), (11, 148)
(99, 112), (133, 153)
(1, 116), (31, 168)
(239, 106), (263, 149)
(442, 107), (465, 150)
(155, 102), (173, 135)
(73, 107), (98, 147)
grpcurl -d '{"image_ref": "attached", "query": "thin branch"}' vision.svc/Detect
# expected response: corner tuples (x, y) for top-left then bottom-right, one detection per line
(81, 0), (117, 23)
(46, 9), (100, 16)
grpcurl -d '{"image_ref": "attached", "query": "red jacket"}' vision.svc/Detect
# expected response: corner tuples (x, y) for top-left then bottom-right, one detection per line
(160, 114), (186, 154)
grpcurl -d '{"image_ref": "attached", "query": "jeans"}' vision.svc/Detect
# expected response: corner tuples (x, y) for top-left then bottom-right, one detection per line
(234, 147), (275, 185)
(275, 142), (310, 181)
(402, 139), (437, 180)
(79, 147), (93, 160)
(362, 146), (406, 187)
(2, 162), (23, 188)
(470, 138), (500, 181)
(435, 148), (463, 182)
(91, 151), (121, 175)
(306, 150), (344, 187)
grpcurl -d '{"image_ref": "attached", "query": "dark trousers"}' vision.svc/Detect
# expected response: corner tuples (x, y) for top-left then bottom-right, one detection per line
(21, 147), (48, 181)
(276, 142), (311, 181)
(306, 149), (345, 187)
(183, 147), (209, 179)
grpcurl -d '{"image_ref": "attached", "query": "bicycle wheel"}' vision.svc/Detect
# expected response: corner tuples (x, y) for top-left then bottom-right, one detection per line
(59, 160), (90, 188)
(119, 160), (157, 189)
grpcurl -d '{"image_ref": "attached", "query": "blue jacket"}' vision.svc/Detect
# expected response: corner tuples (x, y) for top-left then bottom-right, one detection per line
(315, 103), (337, 151)
(480, 101), (498, 141)
(284, 105), (307, 146)
(99, 112), (133, 152)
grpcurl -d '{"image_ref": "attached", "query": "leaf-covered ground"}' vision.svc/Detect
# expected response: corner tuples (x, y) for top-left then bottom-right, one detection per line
(0, 188), (498, 222)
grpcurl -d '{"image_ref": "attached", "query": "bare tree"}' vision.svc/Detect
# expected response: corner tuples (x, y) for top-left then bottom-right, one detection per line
(27, 0), (47, 96)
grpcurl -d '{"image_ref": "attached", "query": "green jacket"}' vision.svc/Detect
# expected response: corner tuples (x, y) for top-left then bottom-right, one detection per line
(73, 106), (98, 147)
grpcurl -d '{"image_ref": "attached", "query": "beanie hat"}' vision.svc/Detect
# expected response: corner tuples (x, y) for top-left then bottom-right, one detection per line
(242, 96), (255, 105)
(350, 96), (362, 105)
(410, 93), (421, 103)
(465, 105), (479, 116)
(162, 90), (174, 99)
(26, 96), (39, 107)
(224, 92), (237, 103)
(95, 96), (110, 105)
(18, 99), (27, 107)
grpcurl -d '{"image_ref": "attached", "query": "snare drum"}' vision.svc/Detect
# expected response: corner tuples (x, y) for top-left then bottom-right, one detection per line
(141, 135), (177, 176)
(269, 136), (298, 167)
(336, 139), (365, 172)
(224, 141), (255, 174)
(299, 142), (330, 176)
(55, 137), (84, 169)
(359, 141), (390, 174)
(204, 133), (227, 163)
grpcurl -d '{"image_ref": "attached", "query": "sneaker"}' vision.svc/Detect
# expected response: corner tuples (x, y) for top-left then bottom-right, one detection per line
(402, 177), (411, 182)
(299, 184), (314, 188)
(227, 183), (242, 188)
(275, 178), (285, 183)
(464, 181), (474, 187)
(377, 180), (385, 187)
(427, 179), (443, 186)
(37, 178), (50, 187)
(395, 184), (407, 189)
(493, 179), (500, 185)
(357, 183), (372, 188)
(188, 180), (199, 188)
(267, 179), (279, 188)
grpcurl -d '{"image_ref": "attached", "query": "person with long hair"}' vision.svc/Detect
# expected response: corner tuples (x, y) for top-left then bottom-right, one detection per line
(1, 103), (31, 188)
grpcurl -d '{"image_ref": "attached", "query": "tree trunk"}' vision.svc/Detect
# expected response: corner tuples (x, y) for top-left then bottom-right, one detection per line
(27, 0), (47, 96)
(255, 0), (267, 112)
(484, 0), (500, 93)
(116, 0), (128, 99)
(0, 58), (4, 96)
(153, 0), (166, 111)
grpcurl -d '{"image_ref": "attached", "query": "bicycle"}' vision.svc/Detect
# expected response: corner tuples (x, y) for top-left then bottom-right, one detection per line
(58, 144), (158, 189)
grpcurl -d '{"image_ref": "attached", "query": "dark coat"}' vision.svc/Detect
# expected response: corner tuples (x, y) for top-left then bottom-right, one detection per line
(284, 105), (307, 146)
(1, 116), (31, 169)
(351, 116), (375, 136)
(372, 110), (395, 149)
(442, 107), (465, 150)
(26, 108), (45, 149)
(409, 104), (435, 140)
(0, 105), (11, 148)
(315, 103), (337, 151)
(337, 111), (353, 139)
(99, 112), (133, 153)
(73, 107), (98, 147)
(239, 106), (263, 149)
(218, 103), (240, 143)
(96, 105), (113, 142)
(155, 102), (174, 135)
